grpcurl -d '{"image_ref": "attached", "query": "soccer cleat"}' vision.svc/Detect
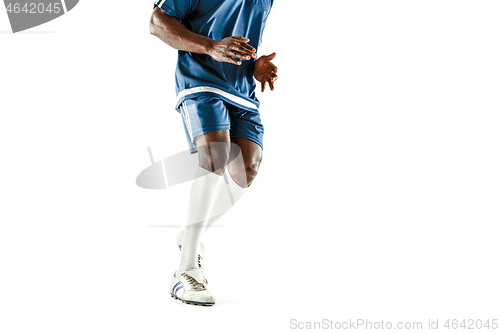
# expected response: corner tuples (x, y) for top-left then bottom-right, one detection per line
(170, 269), (215, 306)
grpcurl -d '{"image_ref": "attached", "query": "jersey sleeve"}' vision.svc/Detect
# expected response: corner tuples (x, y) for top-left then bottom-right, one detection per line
(153, 0), (200, 21)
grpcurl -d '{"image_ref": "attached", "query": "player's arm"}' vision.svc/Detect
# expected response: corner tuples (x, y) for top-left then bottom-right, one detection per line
(149, 7), (256, 65)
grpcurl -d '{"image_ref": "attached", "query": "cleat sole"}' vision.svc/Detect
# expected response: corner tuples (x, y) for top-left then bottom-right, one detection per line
(170, 293), (214, 306)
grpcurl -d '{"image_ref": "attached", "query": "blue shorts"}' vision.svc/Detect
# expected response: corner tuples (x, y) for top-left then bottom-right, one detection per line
(177, 95), (264, 154)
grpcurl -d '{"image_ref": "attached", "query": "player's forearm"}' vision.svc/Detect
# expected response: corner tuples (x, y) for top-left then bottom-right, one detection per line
(149, 7), (212, 55)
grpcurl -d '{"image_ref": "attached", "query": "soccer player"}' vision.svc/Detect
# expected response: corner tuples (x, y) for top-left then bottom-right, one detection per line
(149, 0), (276, 306)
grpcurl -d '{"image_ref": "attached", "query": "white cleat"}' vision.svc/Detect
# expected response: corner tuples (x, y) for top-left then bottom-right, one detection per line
(170, 269), (215, 306)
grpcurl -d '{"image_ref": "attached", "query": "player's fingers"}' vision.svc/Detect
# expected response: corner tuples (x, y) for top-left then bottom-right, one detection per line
(230, 43), (253, 55)
(271, 64), (278, 73)
(262, 71), (277, 83)
(269, 78), (274, 91)
(228, 50), (251, 60)
(234, 42), (256, 55)
(261, 81), (266, 92)
(233, 36), (250, 42)
(232, 38), (255, 50)
(230, 46), (254, 59)
(266, 52), (277, 61)
(225, 56), (242, 65)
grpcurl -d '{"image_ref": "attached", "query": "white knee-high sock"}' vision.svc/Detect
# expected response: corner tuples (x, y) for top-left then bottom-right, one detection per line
(204, 171), (248, 231)
(176, 172), (248, 246)
(177, 166), (223, 274)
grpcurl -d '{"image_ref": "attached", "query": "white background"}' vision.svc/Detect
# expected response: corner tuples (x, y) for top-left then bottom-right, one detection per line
(1, 1), (499, 332)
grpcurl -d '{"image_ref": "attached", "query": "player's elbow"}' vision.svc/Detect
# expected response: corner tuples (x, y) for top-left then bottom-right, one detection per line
(149, 21), (155, 36)
(149, 12), (158, 36)
(149, 7), (164, 36)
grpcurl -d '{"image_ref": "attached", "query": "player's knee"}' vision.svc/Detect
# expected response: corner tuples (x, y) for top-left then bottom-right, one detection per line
(244, 159), (262, 185)
(211, 149), (231, 173)
(198, 143), (231, 175)
(246, 161), (260, 175)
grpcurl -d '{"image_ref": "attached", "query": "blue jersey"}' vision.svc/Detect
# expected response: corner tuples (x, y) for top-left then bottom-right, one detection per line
(154, 0), (273, 111)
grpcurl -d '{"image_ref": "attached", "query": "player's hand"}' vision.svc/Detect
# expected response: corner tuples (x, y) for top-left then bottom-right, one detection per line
(253, 52), (278, 92)
(208, 36), (256, 65)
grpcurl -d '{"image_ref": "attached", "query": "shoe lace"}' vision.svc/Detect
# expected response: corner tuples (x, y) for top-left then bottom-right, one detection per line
(181, 273), (206, 291)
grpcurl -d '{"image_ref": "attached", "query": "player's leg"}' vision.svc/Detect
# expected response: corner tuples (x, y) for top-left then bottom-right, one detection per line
(227, 102), (264, 188)
(171, 97), (231, 305)
(202, 103), (264, 231)
(199, 138), (262, 232)
(228, 137), (263, 187)
(176, 130), (231, 274)
(172, 99), (264, 305)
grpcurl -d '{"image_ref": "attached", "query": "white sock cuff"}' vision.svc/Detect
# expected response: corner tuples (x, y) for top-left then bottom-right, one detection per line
(226, 172), (247, 194)
(197, 166), (225, 181)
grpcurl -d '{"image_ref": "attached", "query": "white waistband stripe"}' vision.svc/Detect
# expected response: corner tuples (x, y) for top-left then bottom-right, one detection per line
(176, 87), (258, 110)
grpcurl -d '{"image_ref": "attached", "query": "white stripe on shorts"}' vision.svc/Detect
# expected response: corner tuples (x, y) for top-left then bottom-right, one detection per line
(181, 102), (194, 143)
(176, 86), (259, 111)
